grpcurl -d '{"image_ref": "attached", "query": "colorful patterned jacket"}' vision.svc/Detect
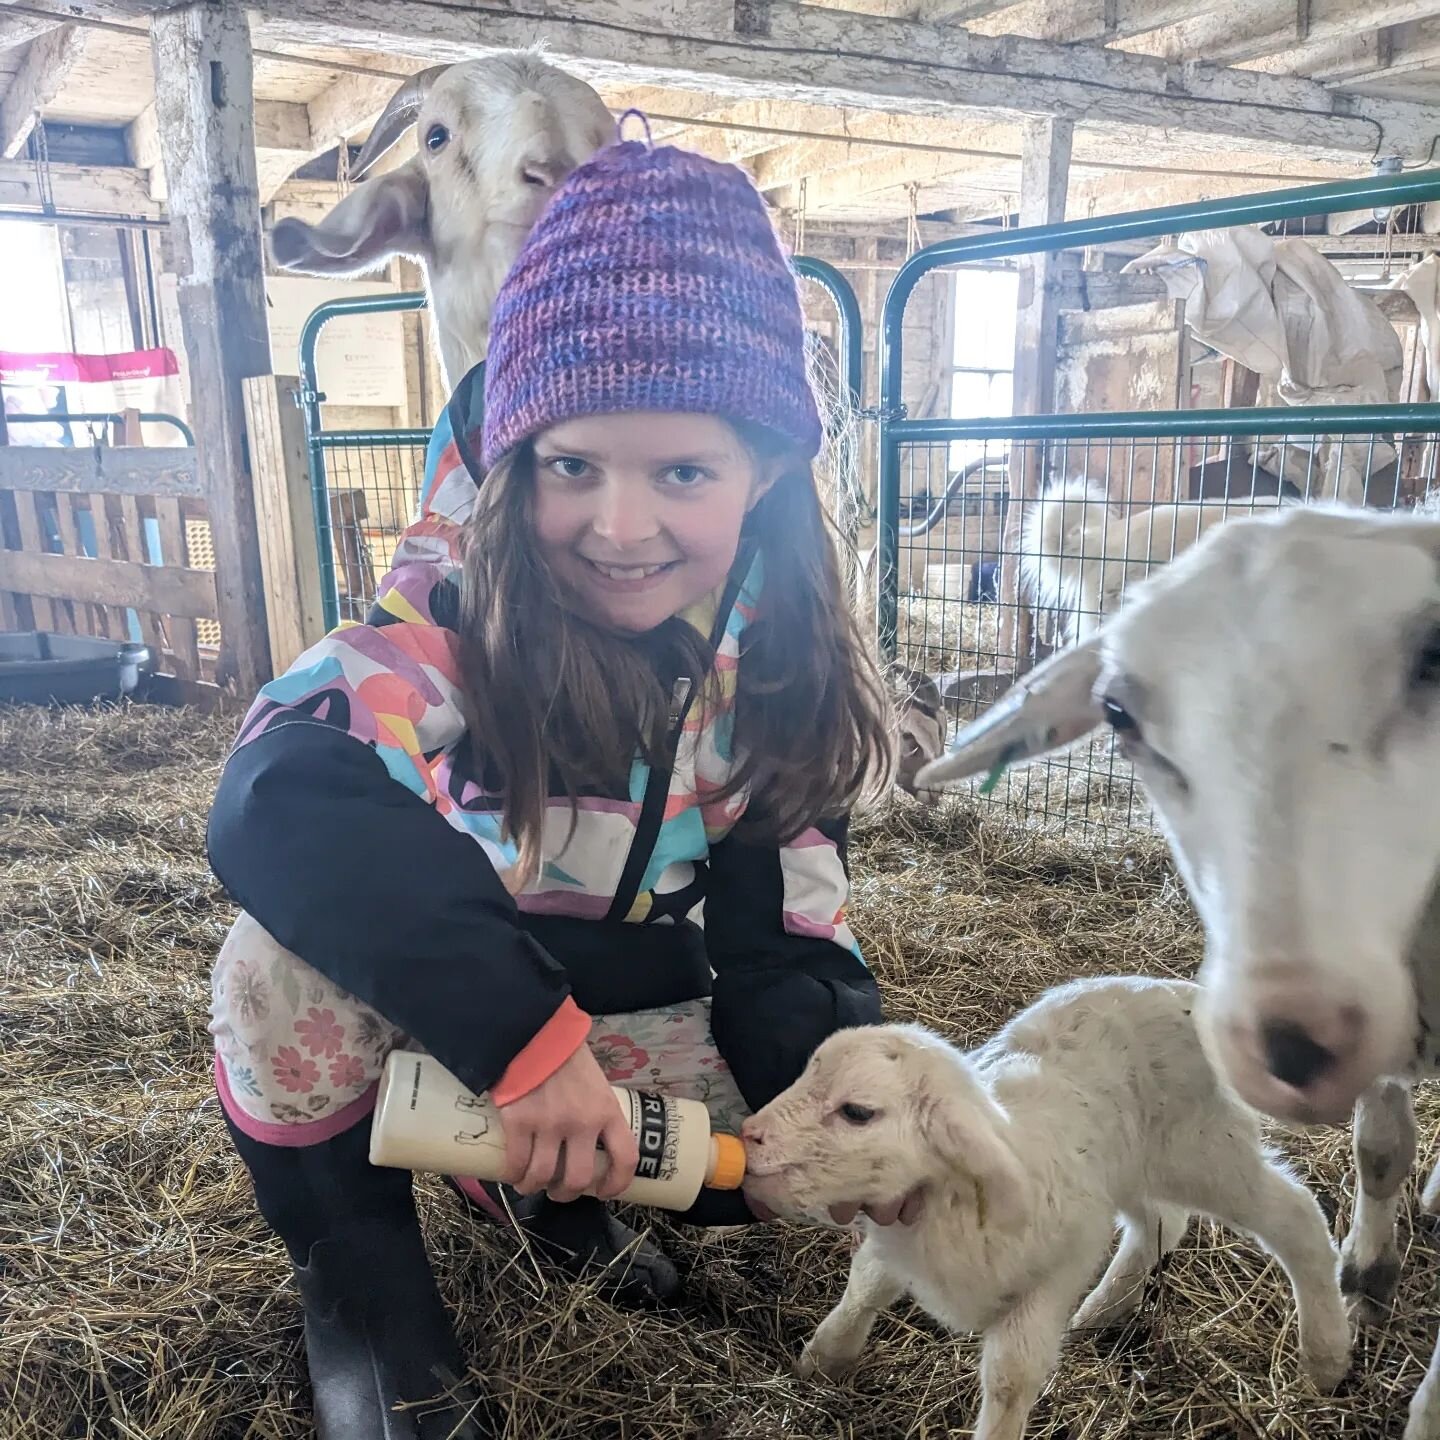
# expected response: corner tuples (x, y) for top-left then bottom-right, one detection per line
(206, 366), (880, 1112)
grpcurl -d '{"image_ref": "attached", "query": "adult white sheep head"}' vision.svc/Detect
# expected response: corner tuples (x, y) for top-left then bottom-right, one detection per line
(740, 1024), (1028, 1225)
(270, 52), (616, 384)
(916, 505), (1440, 1128)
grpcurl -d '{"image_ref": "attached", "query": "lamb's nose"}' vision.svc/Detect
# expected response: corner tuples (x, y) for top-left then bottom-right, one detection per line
(740, 1117), (764, 1145)
(1261, 1019), (1336, 1090)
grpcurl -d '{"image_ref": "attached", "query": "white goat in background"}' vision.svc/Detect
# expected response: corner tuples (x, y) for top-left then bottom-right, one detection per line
(916, 502), (1440, 1439)
(743, 979), (1350, 1440)
(1021, 479), (1284, 643)
(271, 51), (615, 386)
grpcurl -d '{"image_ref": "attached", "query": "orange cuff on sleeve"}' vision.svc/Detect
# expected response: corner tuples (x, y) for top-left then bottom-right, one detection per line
(491, 997), (592, 1106)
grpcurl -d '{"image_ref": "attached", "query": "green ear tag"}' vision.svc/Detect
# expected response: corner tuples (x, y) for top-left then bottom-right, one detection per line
(977, 743), (1020, 796)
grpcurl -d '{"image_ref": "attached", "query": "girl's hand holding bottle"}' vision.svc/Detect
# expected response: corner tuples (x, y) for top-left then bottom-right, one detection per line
(495, 1044), (641, 1202)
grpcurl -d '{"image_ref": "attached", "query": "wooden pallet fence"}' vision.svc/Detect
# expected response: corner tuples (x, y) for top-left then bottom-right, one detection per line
(0, 440), (218, 703)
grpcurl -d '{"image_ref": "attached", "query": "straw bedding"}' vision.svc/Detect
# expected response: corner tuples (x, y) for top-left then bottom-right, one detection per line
(3, 702), (1438, 1440)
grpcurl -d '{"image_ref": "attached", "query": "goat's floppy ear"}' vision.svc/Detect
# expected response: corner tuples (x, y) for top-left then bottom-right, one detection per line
(917, 1073), (1028, 1224)
(914, 635), (1103, 790)
(271, 158), (431, 275)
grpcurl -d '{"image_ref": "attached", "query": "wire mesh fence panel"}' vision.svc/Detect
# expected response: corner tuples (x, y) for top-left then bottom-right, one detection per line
(875, 166), (1440, 838)
(891, 426), (1440, 836)
(315, 437), (431, 620)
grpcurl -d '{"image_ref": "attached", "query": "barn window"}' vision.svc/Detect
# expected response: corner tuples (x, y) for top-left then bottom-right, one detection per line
(949, 266), (1018, 470)
(0, 220), (70, 353)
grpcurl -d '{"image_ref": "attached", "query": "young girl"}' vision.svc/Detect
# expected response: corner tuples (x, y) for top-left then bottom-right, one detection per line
(207, 135), (894, 1439)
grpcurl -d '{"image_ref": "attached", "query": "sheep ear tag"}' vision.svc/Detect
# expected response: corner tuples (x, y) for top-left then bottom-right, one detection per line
(915, 636), (1105, 790)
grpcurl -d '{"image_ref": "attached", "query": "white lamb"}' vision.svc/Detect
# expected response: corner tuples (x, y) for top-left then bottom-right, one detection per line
(1022, 479), (1284, 643)
(271, 51), (615, 386)
(742, 977), (1351, 1440)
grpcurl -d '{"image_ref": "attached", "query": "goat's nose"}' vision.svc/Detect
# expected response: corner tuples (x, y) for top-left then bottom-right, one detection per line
(1260, 1019), (1337, 1091)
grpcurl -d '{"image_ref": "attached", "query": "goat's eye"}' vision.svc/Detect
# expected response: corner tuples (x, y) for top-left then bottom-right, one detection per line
(1410, 626), (1440, 692)
(839, 1103), (876, 1126)
(1102, 698), (1139, 736)
(425, 123), (449, 153)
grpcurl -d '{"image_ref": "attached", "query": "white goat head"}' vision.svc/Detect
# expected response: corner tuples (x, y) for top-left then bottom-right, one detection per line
(740, 1024), (1028, 1224)
(270, 51), (615, 386)
(916, 505), (1440, 1128)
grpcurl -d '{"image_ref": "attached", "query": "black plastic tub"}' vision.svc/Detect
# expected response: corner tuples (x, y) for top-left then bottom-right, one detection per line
(0, 632), (153, 707)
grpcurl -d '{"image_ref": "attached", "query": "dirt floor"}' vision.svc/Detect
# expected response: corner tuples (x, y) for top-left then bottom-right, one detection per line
(3, 702), (1438, 1439)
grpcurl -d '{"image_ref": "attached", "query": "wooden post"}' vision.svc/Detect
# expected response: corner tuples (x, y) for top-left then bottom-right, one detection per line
(998, 117), (1072, 677)
(150, 1), (273, 695)
(0, 406), (29, 632)
(243, 374), (325, 675)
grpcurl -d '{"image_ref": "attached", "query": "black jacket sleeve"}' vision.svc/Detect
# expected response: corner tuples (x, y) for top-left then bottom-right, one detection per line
(703, 814), (882, 1112)
(206, 720), (572, 1096)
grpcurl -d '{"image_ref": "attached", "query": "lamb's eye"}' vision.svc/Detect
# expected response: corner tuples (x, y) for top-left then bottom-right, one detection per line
(1102, 697), (1139, 736)
(1410, 626), (1440, 692)
(839, 1103), (876, 1126)
(425, 123), (449, 153)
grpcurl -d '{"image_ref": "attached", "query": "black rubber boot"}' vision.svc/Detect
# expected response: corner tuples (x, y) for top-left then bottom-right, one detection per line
(450, 1179), (681, 1308)
(223, 1111), (496, 1439)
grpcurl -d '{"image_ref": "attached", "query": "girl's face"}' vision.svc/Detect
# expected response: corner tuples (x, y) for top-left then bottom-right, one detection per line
(531, 412), (776, 633)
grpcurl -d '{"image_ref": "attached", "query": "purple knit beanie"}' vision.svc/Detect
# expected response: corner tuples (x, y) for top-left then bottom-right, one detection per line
(480, 138), (823, 469)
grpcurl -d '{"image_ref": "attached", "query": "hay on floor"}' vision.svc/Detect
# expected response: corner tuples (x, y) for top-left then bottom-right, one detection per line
(2, 703), (1438, 1439)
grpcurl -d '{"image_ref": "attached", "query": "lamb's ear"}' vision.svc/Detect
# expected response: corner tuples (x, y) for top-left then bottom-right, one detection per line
(914, 635), (1104, 790)
(271, 157), (431, 275)
(916, 1070), (1029, 1226)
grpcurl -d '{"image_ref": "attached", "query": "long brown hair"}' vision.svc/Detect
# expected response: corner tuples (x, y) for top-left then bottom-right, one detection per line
(456, 422), (893, 887)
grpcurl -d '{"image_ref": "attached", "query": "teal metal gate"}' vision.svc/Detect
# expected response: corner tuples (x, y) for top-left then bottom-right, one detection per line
(876, 168), (1440, 832)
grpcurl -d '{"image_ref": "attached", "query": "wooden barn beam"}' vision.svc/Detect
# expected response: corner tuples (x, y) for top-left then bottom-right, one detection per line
(960, 0), (1202, 44)
(767, 129), (1351, 217)
(1120, 0), (1440, 67)
(0, 12), (63, 51)
(129, 96), (311, 202)
(235, 0), (1440, 164)
(1329, 20), (1440, 85)
(767, 128), (1020, 213)
(752, 110), (1024, 191)
(150, 0), (273, 693)
(1, 24), (89, 159)
(1062, 169), (1295, 220)
(305, 69), (399, 153)
(1242, 29), (1399, 84)
(916, 0), (1021, 20)
(1012, 118), (1072, 418)
(1001, 116), (1071, 678)
(649, 99), (839, 163)
(0, 157), (162, 218)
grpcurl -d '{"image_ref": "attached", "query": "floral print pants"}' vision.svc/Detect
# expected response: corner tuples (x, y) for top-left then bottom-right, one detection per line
(211, 911), (751, 1147)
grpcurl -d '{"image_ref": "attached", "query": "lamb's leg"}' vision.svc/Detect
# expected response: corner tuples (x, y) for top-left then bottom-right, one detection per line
(1072, 1203), (1189, 1331)
(1340, 1079), (1416, 1325)
(1187, 1151), (1351, 1390)
(1404, 1331), (1440, 1440)
(796, 1239), (906, 1381)
(974, 1264), (1093, 1440)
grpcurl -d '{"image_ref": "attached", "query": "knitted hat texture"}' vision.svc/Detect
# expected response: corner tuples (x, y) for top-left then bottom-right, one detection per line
(480, 139), (822, 468)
